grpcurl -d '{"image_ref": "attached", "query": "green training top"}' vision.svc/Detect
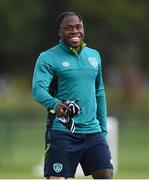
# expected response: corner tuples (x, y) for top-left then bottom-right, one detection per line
(32, 40), (108, 138)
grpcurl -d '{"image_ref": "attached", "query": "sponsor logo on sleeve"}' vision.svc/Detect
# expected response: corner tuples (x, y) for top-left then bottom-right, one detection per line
(62, 61), (70, 67)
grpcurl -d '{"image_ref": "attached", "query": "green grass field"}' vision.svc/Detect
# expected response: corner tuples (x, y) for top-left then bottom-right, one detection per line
(0, 80), (149, 178)
(0, 115), (149, 179)
(116, 125), (149, 179)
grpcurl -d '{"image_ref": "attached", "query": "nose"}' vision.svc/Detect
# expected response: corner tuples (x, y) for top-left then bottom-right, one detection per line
(71, 27), (78, 33)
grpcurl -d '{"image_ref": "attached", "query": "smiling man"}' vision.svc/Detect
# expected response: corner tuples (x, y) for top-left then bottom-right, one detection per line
(32, 11), (113, 179)
(58, 13), (84, 51)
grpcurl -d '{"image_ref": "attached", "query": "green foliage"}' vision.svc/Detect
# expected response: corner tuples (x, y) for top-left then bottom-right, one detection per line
(70, 0), (147, 34)
(0, 0), (149, 74)
(70, 0), (149, 72)
(0, 0), (44, 53)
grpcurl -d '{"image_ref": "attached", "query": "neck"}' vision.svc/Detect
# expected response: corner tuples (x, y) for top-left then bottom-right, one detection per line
(74, 46), (81, 53)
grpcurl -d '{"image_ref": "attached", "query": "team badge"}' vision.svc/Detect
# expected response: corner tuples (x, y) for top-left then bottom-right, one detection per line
(62, 61), (70, 67)
(88, 57), (97, 68)
(53, 163), (63, 173)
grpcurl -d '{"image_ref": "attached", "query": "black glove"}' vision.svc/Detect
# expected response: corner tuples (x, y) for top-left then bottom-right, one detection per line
(57, 99), (81, 133)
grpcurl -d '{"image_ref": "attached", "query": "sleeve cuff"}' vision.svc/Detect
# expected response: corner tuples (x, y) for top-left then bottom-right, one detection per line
(53, 100), (61, 110)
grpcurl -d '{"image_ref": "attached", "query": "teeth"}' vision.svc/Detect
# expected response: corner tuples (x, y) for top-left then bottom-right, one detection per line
(71, 37), (80, 41)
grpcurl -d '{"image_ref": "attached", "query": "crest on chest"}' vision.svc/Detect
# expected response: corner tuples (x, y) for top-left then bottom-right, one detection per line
(88, 57), (97, 68)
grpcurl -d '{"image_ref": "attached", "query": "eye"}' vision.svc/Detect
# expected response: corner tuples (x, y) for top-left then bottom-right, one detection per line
(76, 24), (82, 30)
(64, 26), (73, 31)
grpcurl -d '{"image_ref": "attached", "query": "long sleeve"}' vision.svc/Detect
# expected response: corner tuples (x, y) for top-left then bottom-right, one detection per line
(95, 54), (108, 139)
(32, 52), (60, 109)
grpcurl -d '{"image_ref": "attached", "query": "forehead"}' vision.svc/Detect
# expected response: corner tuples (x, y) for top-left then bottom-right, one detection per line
(60, 15), (83, 27)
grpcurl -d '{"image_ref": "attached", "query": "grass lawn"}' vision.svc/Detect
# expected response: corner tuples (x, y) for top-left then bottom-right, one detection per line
(0, 115), (149, 179)
(115, 124), (149, 179)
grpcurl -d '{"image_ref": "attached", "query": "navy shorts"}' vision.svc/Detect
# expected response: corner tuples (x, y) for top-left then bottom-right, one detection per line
(44, 130), (113, 178)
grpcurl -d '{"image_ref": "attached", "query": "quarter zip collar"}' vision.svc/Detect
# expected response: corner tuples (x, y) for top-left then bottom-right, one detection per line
(59, 39), (86, 56)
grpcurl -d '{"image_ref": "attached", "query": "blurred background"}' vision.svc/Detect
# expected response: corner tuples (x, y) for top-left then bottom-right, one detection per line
(0, 0), (149, 178)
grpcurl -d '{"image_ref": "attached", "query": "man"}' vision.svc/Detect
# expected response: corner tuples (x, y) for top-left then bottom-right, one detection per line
(32, 11), (113, 179)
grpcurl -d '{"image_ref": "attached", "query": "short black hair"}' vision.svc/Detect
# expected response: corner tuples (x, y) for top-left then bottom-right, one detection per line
(56, 11), (83, 30)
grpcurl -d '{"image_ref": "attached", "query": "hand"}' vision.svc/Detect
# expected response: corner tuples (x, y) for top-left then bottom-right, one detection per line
(55, 102), (71, 117)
